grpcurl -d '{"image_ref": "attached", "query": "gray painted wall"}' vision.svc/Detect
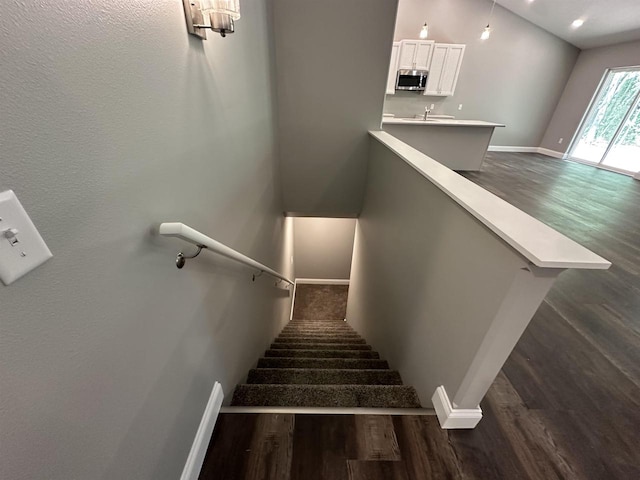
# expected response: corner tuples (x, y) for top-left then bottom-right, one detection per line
(293, 218), (356, 279)
(346, 138), (530, 406)
(273, 0), (398, 217)
(0, 1), (293, 479)
(385, 0), (579, 147)
(541, 40), (640, 152)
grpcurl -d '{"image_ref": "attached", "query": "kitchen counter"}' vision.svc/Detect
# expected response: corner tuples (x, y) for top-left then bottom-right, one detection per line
(382, 118), (505, 128)
(381, 117), (504, 171)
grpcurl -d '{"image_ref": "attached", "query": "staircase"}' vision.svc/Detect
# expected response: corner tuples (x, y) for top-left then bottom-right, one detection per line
(231, 285), (421, 408)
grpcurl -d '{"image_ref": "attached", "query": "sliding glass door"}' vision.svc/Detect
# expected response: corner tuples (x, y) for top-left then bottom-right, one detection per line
(569, 67), (640, 175)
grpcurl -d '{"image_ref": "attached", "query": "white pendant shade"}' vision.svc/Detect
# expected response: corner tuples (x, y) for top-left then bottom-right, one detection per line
(419, 23), (429, 39)
(480, 25), (491, 40)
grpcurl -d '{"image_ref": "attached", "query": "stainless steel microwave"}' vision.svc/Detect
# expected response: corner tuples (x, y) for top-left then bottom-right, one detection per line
(395, 69), (428, 91)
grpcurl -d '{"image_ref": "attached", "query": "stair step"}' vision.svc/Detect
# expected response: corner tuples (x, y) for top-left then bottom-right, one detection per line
(280, 331), (356, 336)
(270, 343), (371, 351)
(284, 323), (353, 328)
(280, 331), (358, 335)
(265, 349), (380, 359)
(274, 337), (366, 344)
(257, 357), (390, 370)
(247, 368), (402, 385)
(288, 319), (346, 323)
(231, 385), (422, 408)
(285, 323), (352, 326)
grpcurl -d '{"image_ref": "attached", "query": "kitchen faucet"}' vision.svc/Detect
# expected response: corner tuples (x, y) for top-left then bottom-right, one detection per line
(423, 106), (431, 120)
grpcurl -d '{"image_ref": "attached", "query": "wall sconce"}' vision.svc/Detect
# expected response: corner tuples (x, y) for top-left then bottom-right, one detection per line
(183, 0), (241, 39)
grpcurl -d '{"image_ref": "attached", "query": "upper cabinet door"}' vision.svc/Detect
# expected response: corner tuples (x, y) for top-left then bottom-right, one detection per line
(386, 42), (401, 95)
(414, 42), (434, 70)
(424, 44), (448, 95)
(424, 44), (465, 96)
(438, 45), (465, 96)
(398, 40), (434, 70)
(398, 40), (418, 69)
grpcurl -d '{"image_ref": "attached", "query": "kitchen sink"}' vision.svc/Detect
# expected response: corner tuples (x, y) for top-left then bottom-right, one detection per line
(400, 118), (443, 122)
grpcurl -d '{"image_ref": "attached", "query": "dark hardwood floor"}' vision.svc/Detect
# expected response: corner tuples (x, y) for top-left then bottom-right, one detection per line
(200, 153), (640, 479)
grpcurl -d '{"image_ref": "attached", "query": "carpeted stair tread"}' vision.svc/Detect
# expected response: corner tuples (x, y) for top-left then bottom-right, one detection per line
(274, 337), (366, 344)
(283, 324), (354, 328)
(270, 343), (372, 351)
(287, 322), (348, 327)
(247, 368), (403, 385)
(280, 331), (357, 336)
(279, 329), (360, 334)
(285, 325), (351, 330)
(279, 329), (359, 334)
(231, 384), (421, 408)
(265, 349), (380, 359)
(256, 357), (390, 370)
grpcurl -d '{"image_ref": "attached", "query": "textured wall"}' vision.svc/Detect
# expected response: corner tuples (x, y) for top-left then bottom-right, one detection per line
(347, 138), (528, 406)
(540, 40), (640, 152)
(293, 217), (356, 279)
(385, 0), (579, 147)
(0, 1), (292, 479)
(273, 0), (398, 216)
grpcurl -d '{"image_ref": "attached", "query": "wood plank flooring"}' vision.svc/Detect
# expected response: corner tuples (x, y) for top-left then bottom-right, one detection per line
(200, 153), (640, 479)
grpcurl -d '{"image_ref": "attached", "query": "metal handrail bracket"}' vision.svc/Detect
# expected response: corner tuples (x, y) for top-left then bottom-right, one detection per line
(158, 222), (294, 286)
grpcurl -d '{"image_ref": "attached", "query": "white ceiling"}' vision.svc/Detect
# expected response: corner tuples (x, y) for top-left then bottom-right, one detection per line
(493, 0), (640, 49)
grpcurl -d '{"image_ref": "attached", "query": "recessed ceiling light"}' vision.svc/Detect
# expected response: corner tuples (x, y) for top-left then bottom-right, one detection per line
(572, 19), (584, 28)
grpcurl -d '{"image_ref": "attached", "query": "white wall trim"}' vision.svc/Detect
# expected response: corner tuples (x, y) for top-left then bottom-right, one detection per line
(431, 386), (482, 429)
(487, 145), (567, 159)
(488, 146), (539, 153)
(289, 281), (298, 321)
(295, 278), (350, 285)
(488, 146), (566, 159)
(537, 147), (565, 159)
(180, 382), (224, 480)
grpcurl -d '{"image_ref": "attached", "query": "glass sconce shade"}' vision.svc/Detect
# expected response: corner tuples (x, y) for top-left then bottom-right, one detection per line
(201, 0), (241, 20)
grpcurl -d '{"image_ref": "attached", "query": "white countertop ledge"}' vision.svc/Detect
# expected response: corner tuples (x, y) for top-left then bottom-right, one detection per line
(369, 131), (611, 270)
(382, 118), (505, 127)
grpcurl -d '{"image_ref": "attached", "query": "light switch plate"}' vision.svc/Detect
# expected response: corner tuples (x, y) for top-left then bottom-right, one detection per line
(0, 190), (53, 285)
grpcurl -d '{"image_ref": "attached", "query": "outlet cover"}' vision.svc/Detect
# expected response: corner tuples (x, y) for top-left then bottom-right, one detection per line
(0, 190), (52, 285)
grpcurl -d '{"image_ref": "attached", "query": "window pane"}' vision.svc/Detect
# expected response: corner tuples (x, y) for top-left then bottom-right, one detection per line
(602, 101), (640, 173)
(570, 70), (640, 164)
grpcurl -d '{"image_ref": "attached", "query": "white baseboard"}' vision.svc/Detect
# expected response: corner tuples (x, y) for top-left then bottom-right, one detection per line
(180, 382), (224, 480)
(295, 278), (350, 285)
(488, 146), (566, 159)
(537, 147), (565, 159)
(488, 146), (538, 153)
(432, 386), (482, 429)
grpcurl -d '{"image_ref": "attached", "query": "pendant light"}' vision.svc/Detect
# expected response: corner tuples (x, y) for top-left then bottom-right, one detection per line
(419, 23), (429, 39)
(481, 0), (497, 40)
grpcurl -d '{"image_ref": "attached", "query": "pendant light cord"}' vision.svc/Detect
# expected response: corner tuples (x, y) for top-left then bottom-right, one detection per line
(487, 0), (497, 25)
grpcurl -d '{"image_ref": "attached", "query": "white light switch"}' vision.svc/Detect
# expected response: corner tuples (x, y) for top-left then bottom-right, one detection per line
(0, 190), (52, 285)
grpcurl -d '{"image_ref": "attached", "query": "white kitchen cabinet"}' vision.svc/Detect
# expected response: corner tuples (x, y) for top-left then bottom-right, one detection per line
(424, 44), (465, 96)
(386, 42), (401, 95)
(398, 40), (434, 70)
